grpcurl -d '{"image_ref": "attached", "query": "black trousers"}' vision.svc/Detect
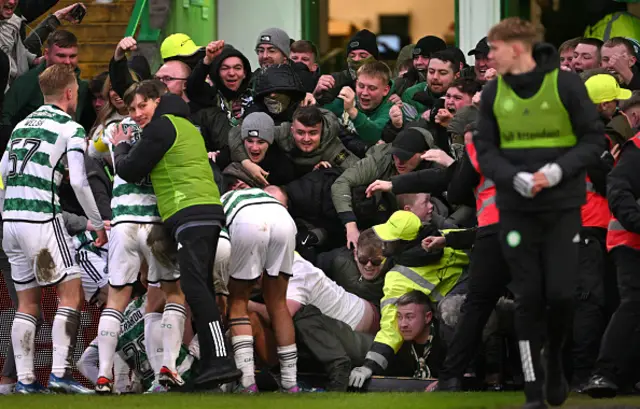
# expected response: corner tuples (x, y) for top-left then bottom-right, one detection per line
(593, 246), (640, 385)
(173, 222), (230, 367)
(570, 228), (607, 385)
(500, 209), (581, 401)
(439, 228), (510, 380)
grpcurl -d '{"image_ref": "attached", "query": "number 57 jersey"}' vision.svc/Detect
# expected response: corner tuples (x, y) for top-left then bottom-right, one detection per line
(3, 104), (85, 222)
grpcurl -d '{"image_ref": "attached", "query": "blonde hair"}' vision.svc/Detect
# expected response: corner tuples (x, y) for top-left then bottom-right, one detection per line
(357, 61), (392, 85)
(488, 17), (543, 47)
(94, 70), (139, 129)
(38, 64), (76, 98)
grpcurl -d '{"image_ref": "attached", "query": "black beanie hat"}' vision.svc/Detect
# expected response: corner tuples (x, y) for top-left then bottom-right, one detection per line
(347, 29), (379, 60)
(413, 36), (447, 58)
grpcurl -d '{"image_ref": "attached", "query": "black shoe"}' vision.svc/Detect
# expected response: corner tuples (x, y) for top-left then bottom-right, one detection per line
(193, 359), (242, 387)
(523, 401), (548, 409)
(583, 374), (617, 399)
(435, 377), (461, 392)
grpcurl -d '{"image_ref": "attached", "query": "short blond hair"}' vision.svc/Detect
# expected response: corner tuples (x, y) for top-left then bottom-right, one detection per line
(357, 61), (392, 85)
(488, 17), (543, 47)
(38, 64), (76, 98)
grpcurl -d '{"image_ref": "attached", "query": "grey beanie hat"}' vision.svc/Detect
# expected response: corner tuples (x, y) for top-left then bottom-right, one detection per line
(256, 28), (291, 57)
(241, 112), (275, 144)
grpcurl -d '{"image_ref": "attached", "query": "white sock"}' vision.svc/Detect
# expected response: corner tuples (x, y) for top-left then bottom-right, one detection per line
(161, 303), (186, 372)
(51, 307), (80, 378)
(12, 312), (37, 384)
(97, 308), (123, 380)
(231, 335), (255, 388)
(277, 344), (298, 389)
(144, 313), (163, 378)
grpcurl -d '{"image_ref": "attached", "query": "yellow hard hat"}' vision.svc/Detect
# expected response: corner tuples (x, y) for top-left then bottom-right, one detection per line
(160, 33), (203, 60)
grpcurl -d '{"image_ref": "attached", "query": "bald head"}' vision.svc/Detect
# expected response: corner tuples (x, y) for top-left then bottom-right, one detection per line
(155, 60), (191, 101)
(264, 185), (288, 207)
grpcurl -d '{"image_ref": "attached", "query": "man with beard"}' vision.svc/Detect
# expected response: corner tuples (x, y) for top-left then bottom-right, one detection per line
(313, 29), (379, 106)
(255, 27), (290, 69)
(401, 49), (460, 122)
(393, 36), (447, 98)
(600, 37), (640, 91)
(573, 38), (603, 74)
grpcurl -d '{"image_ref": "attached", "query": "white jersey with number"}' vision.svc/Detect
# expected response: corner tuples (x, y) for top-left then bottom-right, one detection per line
(2, 104), (85, 222)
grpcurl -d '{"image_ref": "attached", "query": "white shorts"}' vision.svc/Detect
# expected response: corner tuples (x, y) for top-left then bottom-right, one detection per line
(3, 215), (81, 291)
(76, 248), (108, 303)
(229, 203), (296, 281)
(108, 223), (179, 287)
(214, 235), (231, 296)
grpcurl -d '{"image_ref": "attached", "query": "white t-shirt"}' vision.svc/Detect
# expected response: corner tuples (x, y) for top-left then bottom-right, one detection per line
(287, 253), (365, 330)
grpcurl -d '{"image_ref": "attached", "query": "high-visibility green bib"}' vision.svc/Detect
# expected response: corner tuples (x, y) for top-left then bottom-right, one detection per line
(494, 69), (576, 149)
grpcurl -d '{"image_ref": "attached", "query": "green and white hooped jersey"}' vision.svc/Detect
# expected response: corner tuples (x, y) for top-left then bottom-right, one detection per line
(116, 295), (198, 390)
(3, 105), (84, 222)
(102, 117), (161, 226)
(221, 187), (282, 226)
(73, 230), (109, 255)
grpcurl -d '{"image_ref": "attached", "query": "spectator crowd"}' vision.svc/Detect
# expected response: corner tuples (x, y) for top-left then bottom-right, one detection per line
(2, 1), (640, 408)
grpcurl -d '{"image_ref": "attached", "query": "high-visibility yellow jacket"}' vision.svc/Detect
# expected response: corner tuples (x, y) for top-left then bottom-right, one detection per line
(584, 12), (640, 42)
(363, 246), (469, 373)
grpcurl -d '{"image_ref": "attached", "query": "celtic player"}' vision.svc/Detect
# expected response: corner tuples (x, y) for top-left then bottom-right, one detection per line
(91, 115), (187, 394)
(0, 64), (107, 394)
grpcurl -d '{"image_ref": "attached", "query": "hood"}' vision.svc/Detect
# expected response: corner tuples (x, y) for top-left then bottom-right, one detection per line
(210, 45), (252, 101)
(291, 61), (320, 94)
(253, 63), (307, 101)
(606, 111), (634, 146)
(501, 43), (560, 93)
(222, 162), (263, 189)
(152, 93), (191, 121)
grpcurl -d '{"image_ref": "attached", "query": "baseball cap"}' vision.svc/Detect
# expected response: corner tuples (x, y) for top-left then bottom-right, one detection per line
(161, 33), (203, 60)
(390, 128), (429, 161)
(585, 74), (632, 104)
(373, 211), (422, 242)
(467, 37), (490, 57)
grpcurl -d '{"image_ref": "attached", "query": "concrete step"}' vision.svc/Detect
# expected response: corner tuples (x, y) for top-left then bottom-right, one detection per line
(78, 62), (110, 80)
(77, 42), (117, 62)
(63, 23), (128, 42)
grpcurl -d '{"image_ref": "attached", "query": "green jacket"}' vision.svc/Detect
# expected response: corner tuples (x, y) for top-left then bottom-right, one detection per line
(1, 62), (95, 133)
(584, 12), (640, 42)
(323, 93), (394, 144)
(330, 127), (435, 223)
(229, 108), (359, 171)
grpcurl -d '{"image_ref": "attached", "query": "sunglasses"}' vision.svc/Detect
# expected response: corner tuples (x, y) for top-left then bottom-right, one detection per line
(357, 256), (384, 267)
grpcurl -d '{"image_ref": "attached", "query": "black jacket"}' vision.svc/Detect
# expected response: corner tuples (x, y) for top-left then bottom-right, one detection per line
(246, 64), (307, 124)
(190, 106), (232, 169)
(113, 94), (225, 233)
(474, 43), (606, 212)
(185, 45), (253, 117)
(607, 138), (640, 235)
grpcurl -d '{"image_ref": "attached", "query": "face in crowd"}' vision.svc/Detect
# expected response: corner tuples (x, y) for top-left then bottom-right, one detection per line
(444, 86), (473, 113)
(356, 73), (390, 111)
(257, 44), (287, 68)
(291, 120), (322, 153)
(397, 302), (432, 342)
(393, 153), (422, 175)
(572, 43), (600, 73)
(427, 58), (456, 95)
(128, 95), (159, 128)
(0, 0), (17, 19)
(219, 56), (246, 91)
(474, 53), (492, 81)
(244, 137), (269, 163)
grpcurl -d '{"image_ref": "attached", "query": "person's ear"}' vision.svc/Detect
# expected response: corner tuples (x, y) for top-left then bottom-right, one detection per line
(425, 310), (433, 325)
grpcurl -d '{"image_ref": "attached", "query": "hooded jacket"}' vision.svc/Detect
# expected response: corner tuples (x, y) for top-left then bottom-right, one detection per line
(185, 45), (254, 121)
(474, 43), (606, 213)
(229, 108), (359, 171)
(114, 94), (225, 231)
(246, 63), (307, 124)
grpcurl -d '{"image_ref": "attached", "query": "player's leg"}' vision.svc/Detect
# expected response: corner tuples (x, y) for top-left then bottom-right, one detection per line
(228, 219), (270, 392)
(499, 211), (546, 406)
(95, 223), (139, 393)
(173, 222), (240, 386)
(77, 339), (99, 384)
(143, 283), (165, 389)
(45, 216), (92, 393)
(4, 221), (45, 393)
(0, 226), (18, 394)
(263, 209), (298, 392)
(542, 209), (581, 406)
(143, 224), (186, 386)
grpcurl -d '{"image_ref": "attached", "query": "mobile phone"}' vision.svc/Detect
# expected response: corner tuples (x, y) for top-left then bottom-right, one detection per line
(70, 4), (86, 23)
